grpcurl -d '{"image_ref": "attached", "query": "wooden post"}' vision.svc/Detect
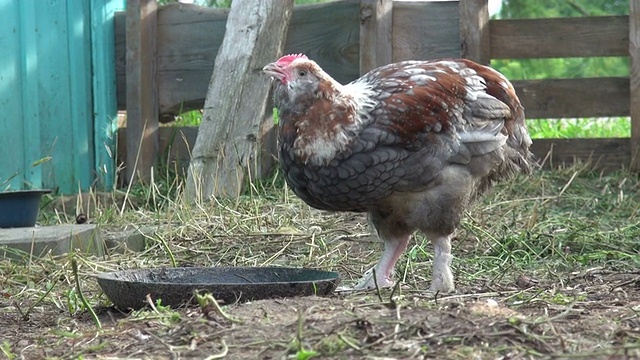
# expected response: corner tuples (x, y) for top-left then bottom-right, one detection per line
(185, 0), (294, 201)
(631, 0), (640, 170)
(460, 0), (490, 64)
(125, 0), (158, 184)
(359, 0), (393, 74)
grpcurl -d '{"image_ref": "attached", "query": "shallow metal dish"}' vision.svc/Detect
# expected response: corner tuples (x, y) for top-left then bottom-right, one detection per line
(96, 266), (341, 310)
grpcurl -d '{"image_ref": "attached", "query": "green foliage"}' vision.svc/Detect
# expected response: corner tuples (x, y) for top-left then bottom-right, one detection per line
(493, 0), (630, 80)
(492, 57), (629, 81)
(498, 0), (628, 18)
(172, 109), (203, 127)
(526, 117), (631, 139)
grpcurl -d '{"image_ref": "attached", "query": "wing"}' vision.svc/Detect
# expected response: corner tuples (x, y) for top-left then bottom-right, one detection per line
(362, 59), (532, 177)
(359, 59), (518, 161)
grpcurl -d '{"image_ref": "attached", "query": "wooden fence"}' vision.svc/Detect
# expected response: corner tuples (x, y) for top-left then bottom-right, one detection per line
(460, 0), (639, 170)
(115, 0), (640, 180)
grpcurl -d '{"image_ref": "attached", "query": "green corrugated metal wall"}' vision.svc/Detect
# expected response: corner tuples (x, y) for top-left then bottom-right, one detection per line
(0, 0), (125, 194)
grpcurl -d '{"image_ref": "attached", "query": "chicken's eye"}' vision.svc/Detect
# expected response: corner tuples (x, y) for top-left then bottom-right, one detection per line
(297, 70), (307, 77)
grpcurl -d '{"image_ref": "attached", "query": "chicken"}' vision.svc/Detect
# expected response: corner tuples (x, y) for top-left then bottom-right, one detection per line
(262, 54), (533, 292)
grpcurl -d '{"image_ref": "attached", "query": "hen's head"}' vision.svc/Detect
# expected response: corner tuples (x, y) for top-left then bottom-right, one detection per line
(263, 54), (337, 112)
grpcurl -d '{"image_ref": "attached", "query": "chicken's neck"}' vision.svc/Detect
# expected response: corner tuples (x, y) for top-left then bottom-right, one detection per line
(287, 81), (376, 166)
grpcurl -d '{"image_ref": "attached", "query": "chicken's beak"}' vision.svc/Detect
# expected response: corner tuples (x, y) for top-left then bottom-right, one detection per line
(262, 62), (286, 83)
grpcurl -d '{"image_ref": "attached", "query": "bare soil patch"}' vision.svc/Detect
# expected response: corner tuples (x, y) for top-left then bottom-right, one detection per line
(4, 260), (640, 359)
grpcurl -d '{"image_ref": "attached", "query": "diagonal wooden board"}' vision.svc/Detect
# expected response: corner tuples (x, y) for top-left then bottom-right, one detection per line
(185, 0), (294, 200)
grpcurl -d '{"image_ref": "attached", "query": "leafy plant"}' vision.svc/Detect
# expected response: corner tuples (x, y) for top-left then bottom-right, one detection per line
(297, 348), (319, 360)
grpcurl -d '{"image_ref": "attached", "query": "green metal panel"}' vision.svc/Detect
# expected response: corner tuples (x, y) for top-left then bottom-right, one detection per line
(20, 1), (44, 189)
(42, 0), (93, 193)
(0, 0), (27, 191)
(91, 0), (126, 190)
(0, 0), (124, 194)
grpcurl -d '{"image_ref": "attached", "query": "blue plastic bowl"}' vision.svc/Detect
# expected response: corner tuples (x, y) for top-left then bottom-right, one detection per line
(0, 190), (51, 228)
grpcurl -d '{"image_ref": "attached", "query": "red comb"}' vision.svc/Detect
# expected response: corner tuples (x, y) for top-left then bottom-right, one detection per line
(276, 53), (308, 66)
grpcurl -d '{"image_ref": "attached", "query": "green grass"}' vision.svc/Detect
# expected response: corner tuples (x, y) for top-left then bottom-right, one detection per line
(526, 117), (631, 139)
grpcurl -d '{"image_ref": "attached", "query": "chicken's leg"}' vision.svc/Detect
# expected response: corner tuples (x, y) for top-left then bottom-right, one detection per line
(429, 234), (454, 292)
(354, 234), (410, 290)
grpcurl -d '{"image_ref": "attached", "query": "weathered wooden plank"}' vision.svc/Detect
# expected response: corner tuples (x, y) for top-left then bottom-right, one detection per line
(281, 1), (360, 84)
(630, 0), (640, 170)
(491, 16), (629, 59)
(392, 1), (459, 62)
(359, 0), (393, 74)
(157, 0), (359, 115)
(185, 0), (294, 200)
(125, 0), (159, 184)
(531, 138), (631, 170)
(120, 128), (639, 174)
(117, 127), (196, 182)
(119, 130), (634, 173)
(116, 1), (359, 115)
(118, 124), (279, 179)
(513, 77), (630, 119)
(118, 129), (634, 176)
(154, 3), (228, 120)
(459, 0), (490, 64)
(115, 1), (460, 115)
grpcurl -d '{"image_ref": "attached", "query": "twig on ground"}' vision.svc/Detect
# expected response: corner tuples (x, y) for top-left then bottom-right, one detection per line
(203, 340), (228, 360)
(338, 332), (361, 351)
(145, 293), (160, 313)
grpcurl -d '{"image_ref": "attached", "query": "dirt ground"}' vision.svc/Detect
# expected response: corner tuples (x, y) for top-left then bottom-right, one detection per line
(3, 169), (640, 359)
(3, 264), (640, 359)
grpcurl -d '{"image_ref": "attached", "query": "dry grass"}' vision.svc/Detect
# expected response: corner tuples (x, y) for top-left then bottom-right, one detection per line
(2, 163), (640, 359)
